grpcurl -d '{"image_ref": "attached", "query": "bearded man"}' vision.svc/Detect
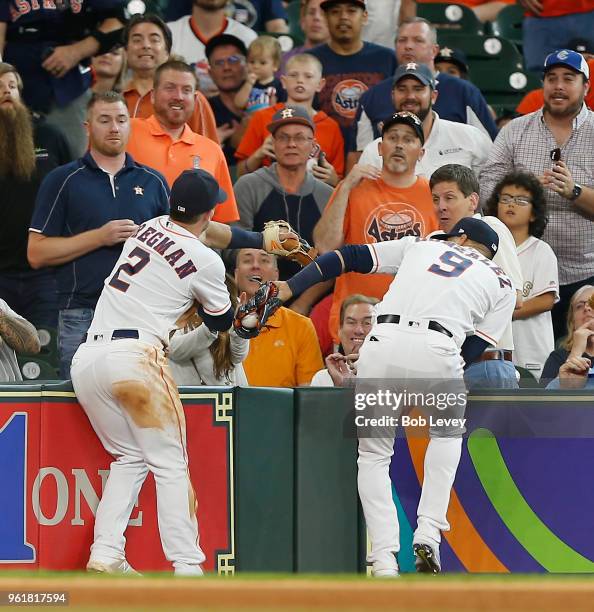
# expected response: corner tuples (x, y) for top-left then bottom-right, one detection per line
(480, 49), (594, 339)
(0, 63), (71, 329)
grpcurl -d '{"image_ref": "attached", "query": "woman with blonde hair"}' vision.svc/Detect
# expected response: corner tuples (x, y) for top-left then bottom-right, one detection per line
(541, 285), (594, 388)
(168, 275), (249, 386)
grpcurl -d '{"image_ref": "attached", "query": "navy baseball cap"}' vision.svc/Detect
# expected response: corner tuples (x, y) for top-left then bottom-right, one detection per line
(320, 0), (366, 10)
(544, 49), (590, 79)
(267, 105), (315, 134)
(566, 37), (594, 56)
(205, 34), (247, 60)
(432, 217), (499, 258)
(435, 47), (469, 75)
(381, 111), (425, 145)
(392, 62), (436, 89)
(170, 169), (227, 216)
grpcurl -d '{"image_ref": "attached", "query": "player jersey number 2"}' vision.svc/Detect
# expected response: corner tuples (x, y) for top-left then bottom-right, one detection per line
(108, 247), (150, 292)
(428, 250), (473, 278)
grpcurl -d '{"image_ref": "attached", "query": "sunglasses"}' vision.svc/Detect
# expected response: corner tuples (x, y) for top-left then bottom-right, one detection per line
(211, 55), (245, 68)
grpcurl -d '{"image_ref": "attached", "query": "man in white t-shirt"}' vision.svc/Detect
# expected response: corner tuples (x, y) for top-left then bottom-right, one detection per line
(429, 163), (523, 388)
(358, 63), (492, 178)
(168, 0), (258, 94)
(310, 294), (378, 386)
(361, 0), (416, 49)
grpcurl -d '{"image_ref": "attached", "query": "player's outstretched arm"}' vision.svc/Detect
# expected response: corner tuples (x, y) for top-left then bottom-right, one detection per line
(276, 245), (375, 303)
(0, 306), (40, 355)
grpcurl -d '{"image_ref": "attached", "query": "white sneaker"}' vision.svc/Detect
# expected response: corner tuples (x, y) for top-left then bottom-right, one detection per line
(173, 563), (204, 577)
(86, 559), (141, 576)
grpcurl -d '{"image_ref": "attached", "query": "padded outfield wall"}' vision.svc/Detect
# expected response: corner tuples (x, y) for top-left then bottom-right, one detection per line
(0, 384), (593, 573)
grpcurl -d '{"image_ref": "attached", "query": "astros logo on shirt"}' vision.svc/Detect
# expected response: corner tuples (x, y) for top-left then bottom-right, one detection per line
(365, 205), (424, 243)
(332, 79), (368, 120)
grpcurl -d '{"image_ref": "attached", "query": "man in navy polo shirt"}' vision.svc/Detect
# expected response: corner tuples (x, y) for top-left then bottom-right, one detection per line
(306, 0), (396, 154)
(353, 17), (497, 157)
(28, 91), (169, 379)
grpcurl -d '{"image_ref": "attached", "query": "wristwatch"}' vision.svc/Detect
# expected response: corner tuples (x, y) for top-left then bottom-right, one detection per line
(569, 183), (582, 201)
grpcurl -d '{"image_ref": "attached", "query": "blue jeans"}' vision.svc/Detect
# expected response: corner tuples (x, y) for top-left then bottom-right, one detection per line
(523, 11), (594, 72)
(58, 308), (94, 379)
(464, 355), (519, 391)
(0, 268), (58, 328)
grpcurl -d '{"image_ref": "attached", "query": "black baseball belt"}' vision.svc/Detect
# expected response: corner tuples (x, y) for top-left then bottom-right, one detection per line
(377, 314), (453, 338)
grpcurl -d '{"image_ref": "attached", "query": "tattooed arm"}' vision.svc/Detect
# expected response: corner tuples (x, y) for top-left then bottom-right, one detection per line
(0, 307), (40, 354)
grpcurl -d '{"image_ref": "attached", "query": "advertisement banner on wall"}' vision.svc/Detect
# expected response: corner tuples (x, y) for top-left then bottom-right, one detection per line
(0, 385), (234, 574)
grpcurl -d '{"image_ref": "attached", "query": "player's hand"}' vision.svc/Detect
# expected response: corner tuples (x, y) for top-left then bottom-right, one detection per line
(517, 0), (543, 15)
(41, 44), (82, 78)
(541, 161), (575, 199)
(342, 163), (382, 190)
(99, 219), (139, 246)
(325, 353), (355, 387)
(273, 280), (292, 303)
(311, 155), (339, 187)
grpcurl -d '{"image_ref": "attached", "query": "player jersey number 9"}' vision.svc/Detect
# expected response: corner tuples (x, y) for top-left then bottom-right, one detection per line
(108, 247), (151, 292)
(428, 251), (473, 278)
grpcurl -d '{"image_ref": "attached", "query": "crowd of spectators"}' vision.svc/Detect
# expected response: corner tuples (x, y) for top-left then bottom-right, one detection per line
(0, 0), (593, 391)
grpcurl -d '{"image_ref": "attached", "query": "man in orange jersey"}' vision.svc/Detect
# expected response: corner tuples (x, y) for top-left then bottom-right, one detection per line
(313, 111), (438, 342)
(122, 14), (219, 143)
(127, 60), (238, 224)
(235, 53), (344, 186)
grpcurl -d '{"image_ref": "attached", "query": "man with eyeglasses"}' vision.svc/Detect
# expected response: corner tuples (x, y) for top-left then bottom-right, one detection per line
(233, 105), (334, 315)
(430, 163), (523, 389)
(480, 49), (594, 340)
(205, 34), (249, 169)
(313, 111), (438, 343)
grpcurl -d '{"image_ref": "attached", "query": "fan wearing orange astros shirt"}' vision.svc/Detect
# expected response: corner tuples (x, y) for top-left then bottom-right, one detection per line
(313, 111), (438, 343)
(235, 53), (345, 187)
(127, 60), (239, 224)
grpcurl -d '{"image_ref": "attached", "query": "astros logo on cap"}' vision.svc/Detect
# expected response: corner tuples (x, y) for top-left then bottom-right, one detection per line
(281, 108), (295, 119)
(406, 62), (418, 70)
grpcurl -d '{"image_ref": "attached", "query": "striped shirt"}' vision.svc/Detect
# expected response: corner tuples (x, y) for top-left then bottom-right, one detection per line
(0, 299), (24, 383)
(480, 104), (594, 285)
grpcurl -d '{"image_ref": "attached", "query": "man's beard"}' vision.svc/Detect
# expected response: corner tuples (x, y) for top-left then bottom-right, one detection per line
(543, 98), (583, 119)
(0, 103), (36, 181)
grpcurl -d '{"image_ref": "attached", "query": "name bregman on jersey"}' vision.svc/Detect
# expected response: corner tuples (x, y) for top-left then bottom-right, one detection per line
(134, 222), (197, 279)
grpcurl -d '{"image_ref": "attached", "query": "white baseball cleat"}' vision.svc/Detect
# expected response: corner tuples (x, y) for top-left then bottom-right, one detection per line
(372, 568), (400, 578)
(86, 559), (142, 576)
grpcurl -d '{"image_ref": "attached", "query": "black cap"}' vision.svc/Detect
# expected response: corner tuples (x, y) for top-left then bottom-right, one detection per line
(205, 34), (248, 60)
(267, 105), (315, 134)
(381, 111), (425, 145)
(432, 217), (499, 258)
(435, 47), (469, 75)
(566, 37), (594, 55)
(170, 169), (227, 217)
(392, 62), (436, 89)
(320, 0), (366, 10)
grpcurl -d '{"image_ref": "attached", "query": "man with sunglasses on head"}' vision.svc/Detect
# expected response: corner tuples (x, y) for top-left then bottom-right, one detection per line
(205, 34), (249, 169)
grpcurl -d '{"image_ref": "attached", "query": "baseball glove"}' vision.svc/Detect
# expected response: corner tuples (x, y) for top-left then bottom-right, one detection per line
(233, 281), (282, 339)
(262, 220), (318, 267)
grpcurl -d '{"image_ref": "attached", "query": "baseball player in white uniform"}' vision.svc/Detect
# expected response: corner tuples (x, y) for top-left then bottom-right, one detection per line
(71, 169), (273, 576)
(275, 217), (516, 576)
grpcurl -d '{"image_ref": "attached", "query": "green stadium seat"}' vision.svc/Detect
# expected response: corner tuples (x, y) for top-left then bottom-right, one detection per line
(437, 33), (523, 71)
(470, 64), (541, 108)
(489, 4), (524, 48)
(417, 2), (484, 35)
(17, 356), (59, 381)
(287, 0), (305, 46)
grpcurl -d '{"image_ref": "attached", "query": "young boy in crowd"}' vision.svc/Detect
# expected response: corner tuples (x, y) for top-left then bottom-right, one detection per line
(234, 36), (286, 114)
(235, 53), (344, 186)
